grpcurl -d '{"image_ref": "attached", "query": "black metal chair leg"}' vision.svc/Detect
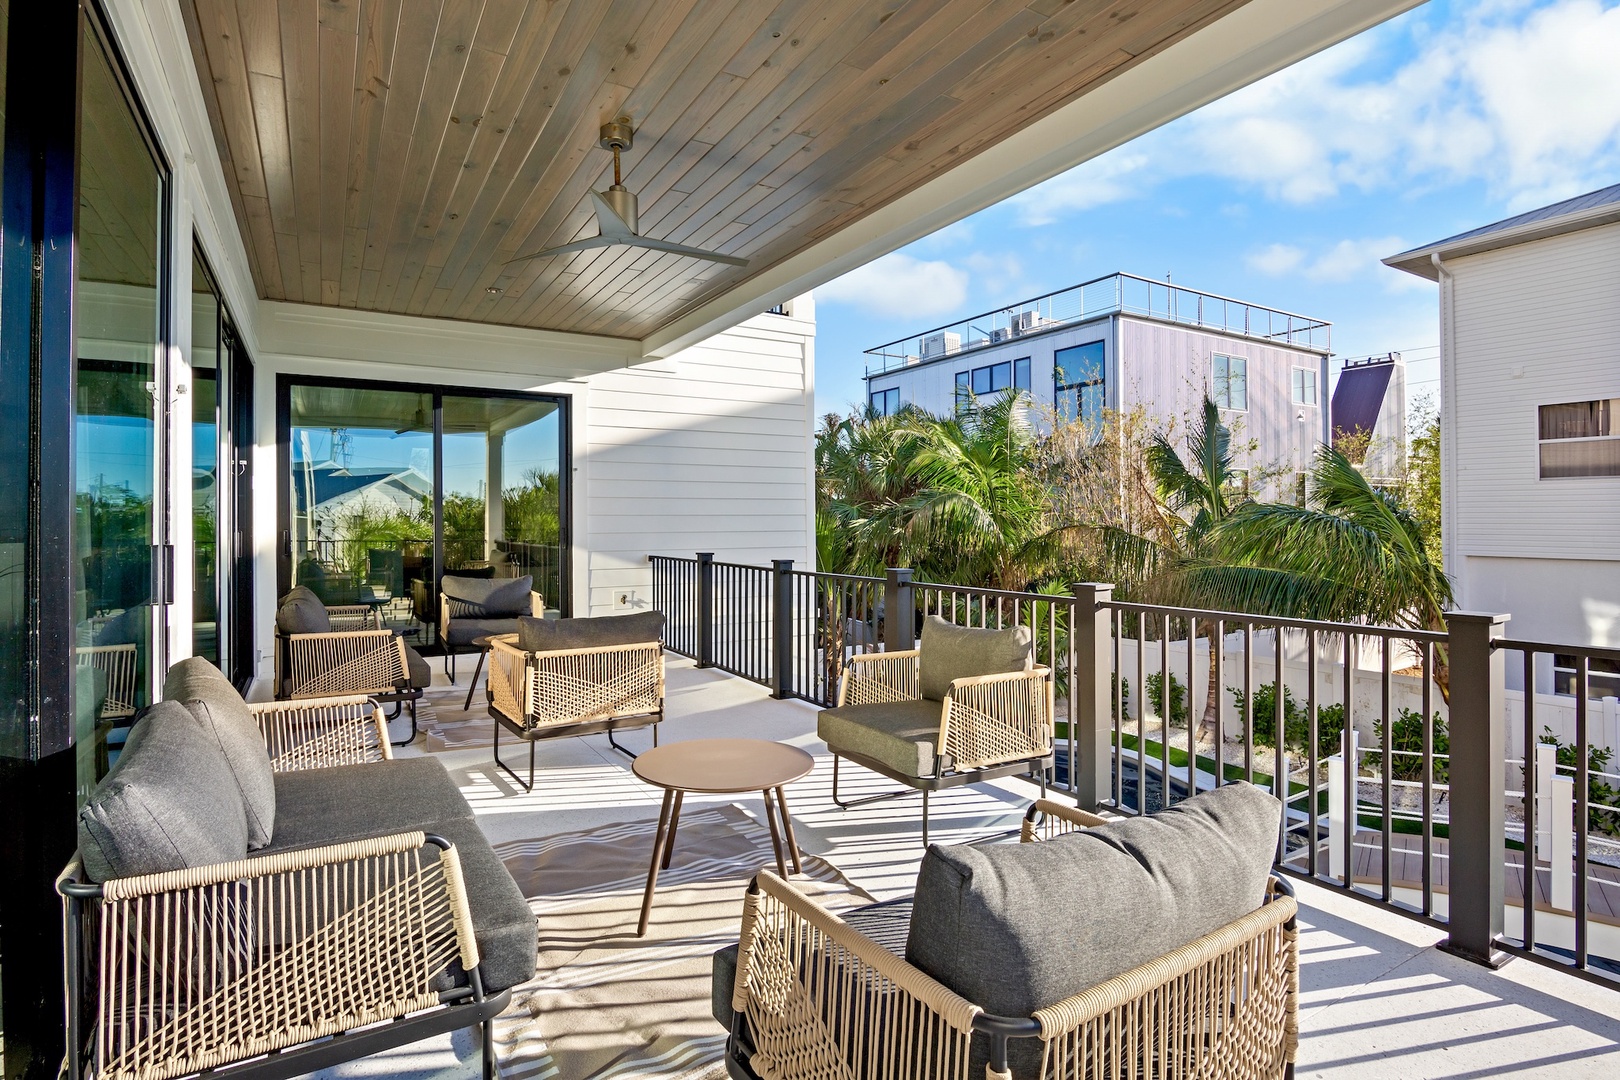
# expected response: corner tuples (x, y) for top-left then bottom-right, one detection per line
(829, 754), (918, 811)
(493, 725), (537, 793)
(387, 695), (420, 748)
(482, 1017), (497, 1080)
(922, 788), (929, 848)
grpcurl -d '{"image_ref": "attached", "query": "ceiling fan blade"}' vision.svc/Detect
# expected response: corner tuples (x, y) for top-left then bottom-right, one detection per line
(620, 235), (749, 267)
(589, 190), (637, 239)
(503, 234), (617, 264)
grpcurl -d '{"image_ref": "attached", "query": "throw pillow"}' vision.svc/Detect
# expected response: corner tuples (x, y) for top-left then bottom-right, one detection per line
(917, 615), (1032, 701)
(164, 656), (276, 849)
(78, 700), (251, 882)
(518, 611), (664, 653)
(442, 574), (534, 618)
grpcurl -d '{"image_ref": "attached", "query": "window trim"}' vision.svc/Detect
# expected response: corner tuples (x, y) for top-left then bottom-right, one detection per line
(1291, 366), (1318, 407)
(1054, 341), (1106, 427)
(1213, 353), (1248, 411)
(1537, 398), (1620, 479)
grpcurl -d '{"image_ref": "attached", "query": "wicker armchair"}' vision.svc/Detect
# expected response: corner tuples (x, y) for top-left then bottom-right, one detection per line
(275, 587), (429, 744)
(485, 611), (665, 791)
(723, 798), (1299, 1080)
(819, 618), (1054, 845)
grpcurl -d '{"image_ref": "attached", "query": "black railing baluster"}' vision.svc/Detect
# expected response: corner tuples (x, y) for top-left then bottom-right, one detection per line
(1381, 635), (1393, 905)
(1576, 656), (1590, 970)
(1423, 640), (1435, 918)
(1307, 627), (1318, 877)
(1520, 647), (1534, 949)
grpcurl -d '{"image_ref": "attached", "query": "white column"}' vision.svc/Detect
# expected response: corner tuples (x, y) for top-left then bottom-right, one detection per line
(485, 430), (505, 565)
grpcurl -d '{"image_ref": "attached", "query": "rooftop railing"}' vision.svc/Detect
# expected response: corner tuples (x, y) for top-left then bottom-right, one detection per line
(863, 272), (1332, 377)
(648, 552), (1620, 987)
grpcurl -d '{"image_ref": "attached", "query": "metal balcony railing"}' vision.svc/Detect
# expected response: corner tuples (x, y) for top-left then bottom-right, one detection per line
(863, 272), (1332, 376)
(648, 552), (1620, 987)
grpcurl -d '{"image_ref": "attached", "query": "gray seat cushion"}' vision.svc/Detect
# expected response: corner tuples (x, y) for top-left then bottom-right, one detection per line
(276, 591), (331, 635)
(261, 758), (536, 992)
(443, 574), (533, 618)
(445, 616), (522, 647)
(77, 701), (251, 882)
(517, 610), (663, 653)
(906, 782), (1280, 1070)
(818, 698), (943, 779)
(404, 644), (432, 689)
(919, 616), (1032, 701)
(711, 897), (914, 1028)
(163, 657), (277, 849)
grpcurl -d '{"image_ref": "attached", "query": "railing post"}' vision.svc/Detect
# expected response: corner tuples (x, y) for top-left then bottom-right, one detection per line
(771, 559), (793, 699)
(696, 553), (715, 669)
(1070, 584), (1114, 812)
(883, 568), (913, 653)
(1440, 610), (1510, 967)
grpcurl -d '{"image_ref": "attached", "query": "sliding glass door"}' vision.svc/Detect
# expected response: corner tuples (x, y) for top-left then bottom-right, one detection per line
(74, 17), (168, 792)
(281, 378), (566, 649)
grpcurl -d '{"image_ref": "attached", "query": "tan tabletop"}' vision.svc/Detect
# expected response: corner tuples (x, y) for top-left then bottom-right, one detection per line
(632, 737), (813, 793)
(631, 738), (814, 936)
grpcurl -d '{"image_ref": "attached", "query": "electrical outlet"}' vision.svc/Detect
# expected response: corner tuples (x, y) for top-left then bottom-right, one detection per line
(615, 591), (633, 608)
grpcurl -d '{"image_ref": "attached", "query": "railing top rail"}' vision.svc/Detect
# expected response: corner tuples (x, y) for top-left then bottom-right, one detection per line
(647, 554), (700, 563)
(789, 570), (884, 585)
(912, 580), (1077, 606)
(1495, 638), (1620, 661)
(1104, 599), (1449, 644)
(709, 560), (773, 572)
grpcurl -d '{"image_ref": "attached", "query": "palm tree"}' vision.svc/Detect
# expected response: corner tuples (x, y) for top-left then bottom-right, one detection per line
(1086, 397), (1247, 741)
(1200, 444), (1456, 699)
(891, 391), (1070, 590)
(814, 407), (927, 575)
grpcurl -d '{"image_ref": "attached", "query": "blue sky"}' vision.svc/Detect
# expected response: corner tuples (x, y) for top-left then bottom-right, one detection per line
(812, 0), (1620, 416)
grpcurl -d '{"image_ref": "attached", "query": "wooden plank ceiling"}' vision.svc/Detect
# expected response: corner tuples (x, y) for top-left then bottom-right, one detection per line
(181, 0), (1247, 340)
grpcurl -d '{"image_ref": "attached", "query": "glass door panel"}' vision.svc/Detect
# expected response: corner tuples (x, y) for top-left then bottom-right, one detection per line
(74, 23), (166, 791)
(441, 395), (564, 612)
(191, 250), (220, 664)
(287, 385), (433, 635)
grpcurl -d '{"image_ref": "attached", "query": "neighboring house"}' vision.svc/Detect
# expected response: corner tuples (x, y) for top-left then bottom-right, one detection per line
(1386, 183), (1620, 695)
(862, 272), (1333, 499)
(291, 463), (435, 537)
(1330, 352), (1408, 483)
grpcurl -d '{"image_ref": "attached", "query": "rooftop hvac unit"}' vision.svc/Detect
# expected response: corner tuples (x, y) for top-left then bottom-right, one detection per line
(1010, 310), (1042, 333)
(991, 327), (1012, 343)
(921, 331), (961, 358)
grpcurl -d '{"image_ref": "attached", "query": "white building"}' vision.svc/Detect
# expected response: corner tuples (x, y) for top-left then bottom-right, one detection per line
(1386, 183), (1620, 695)
(863, 273), (1333, 496)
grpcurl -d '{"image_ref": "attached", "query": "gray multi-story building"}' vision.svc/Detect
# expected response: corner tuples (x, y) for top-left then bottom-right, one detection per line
(862, 272), (1333, 496)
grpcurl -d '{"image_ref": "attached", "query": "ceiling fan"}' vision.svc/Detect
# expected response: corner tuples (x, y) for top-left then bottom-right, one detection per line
(506, 119), (748, 268)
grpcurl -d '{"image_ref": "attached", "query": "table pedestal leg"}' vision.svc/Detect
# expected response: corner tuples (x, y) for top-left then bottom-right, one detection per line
(638, 788), (676, 937)
(775, 785), (803, 874)
(463, 648), (488, 711)
(661, 791), (684, 870)
(762, 790), (787, 878)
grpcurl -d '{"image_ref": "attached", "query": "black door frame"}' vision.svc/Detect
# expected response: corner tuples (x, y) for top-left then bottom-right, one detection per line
(275, 373), (573, 631)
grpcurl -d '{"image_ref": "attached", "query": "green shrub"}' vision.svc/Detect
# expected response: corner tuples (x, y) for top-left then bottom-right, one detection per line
(1228, 683), (1345, 760)
(1144, 671), (1187, 728)
(1539, 728), (1620, 838)
(1372, 709), (1450, 784)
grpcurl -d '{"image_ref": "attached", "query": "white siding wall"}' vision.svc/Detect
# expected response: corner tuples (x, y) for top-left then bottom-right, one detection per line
(576, 304), (817, 616)
(1442, 222), (1620, 648)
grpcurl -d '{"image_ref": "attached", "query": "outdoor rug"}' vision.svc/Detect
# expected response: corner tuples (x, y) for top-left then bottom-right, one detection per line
(490, 803), (874, 1079)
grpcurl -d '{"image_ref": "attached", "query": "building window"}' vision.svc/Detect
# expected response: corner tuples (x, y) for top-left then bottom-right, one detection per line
(1552, 654), (1620, 698)
(1013, 357), (1030, 392)
(1054, 342), (1106, 427)
(1213, 354), (1247, 410)
(1292, 367), (1318, 406)
(869, 387), (901, 416)
(954, 371), (971, 414)
(971, 361), (1011, 395)
(1539, 398), (1620, 478)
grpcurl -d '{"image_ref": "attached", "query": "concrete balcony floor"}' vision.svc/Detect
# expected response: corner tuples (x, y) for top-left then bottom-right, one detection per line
(328, 655), (1620, 1079)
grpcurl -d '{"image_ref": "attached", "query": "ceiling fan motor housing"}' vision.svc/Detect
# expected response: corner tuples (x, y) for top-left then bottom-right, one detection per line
(599, 185), (638, 234)
(598, 118), (634, 152)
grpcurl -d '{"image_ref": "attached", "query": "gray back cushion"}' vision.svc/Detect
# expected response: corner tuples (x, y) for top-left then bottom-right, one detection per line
(443, 574), (533, 618)
(78, 700), (251, 883)
(276, 590), (330, 635)
(906, 782), (1281, 1021)
(918, 616), (1032, 701)
(164, 657), (276, 849)
(517, 611), (663, 653)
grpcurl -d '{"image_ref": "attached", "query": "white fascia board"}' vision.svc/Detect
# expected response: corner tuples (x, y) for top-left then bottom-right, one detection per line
(642, 0), (1423, 360)
(258, 300), (641, 380)
(1383, 201), (1620, 280)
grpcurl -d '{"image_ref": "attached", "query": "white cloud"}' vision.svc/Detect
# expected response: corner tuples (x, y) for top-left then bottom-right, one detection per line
(1010, 153), (1150, 225)
(1018, 1), (1620, 219)
(816, 252), (968, 317)
(1245, 243), (1305, 276)
(961, 252), (1026, 298)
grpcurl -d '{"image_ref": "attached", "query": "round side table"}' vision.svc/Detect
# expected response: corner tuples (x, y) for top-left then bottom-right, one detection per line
(631, 738), (814, 936)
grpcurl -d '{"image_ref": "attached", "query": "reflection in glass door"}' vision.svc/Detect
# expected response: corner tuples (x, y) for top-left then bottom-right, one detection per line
(192, 249), (220, 664)
(74, 21), (167, 794)
(442, 395), (564, 612)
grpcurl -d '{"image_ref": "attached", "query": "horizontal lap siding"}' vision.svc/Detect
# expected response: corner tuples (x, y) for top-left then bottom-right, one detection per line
(580, 310), (814, 614)
(1448, 225), (1620, 564)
